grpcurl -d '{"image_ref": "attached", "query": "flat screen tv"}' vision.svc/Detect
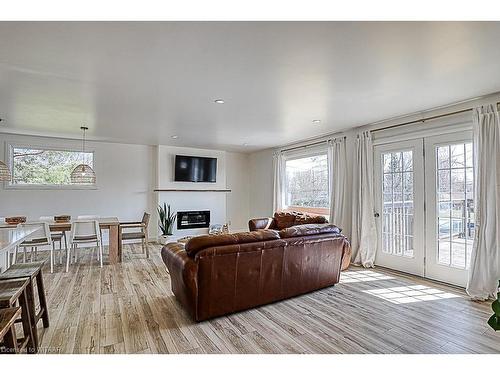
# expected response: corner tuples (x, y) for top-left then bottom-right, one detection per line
(174, 155), (217, 182)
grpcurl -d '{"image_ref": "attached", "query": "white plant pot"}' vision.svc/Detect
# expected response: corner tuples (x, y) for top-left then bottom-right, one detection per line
(159, 234), (172, 245)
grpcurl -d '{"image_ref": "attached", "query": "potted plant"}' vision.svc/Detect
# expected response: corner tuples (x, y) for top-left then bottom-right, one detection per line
(488, 280), (500, 331)
(158, 203), (176, 245)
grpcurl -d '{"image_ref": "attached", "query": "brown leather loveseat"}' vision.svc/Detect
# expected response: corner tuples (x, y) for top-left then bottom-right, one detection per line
(161, 223), (351, 322)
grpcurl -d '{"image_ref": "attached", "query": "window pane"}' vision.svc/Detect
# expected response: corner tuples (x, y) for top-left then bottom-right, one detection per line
(451, 241), (466, 268)
(393, 173), (402, 193)
(392, 153), (402, 172)
(285, 154), (329, 209)
(435, 141), (474, 271)
(437, 146), (450, 169)
(438, 170), (451, 201)
(438, 241), (451, 265)
(383, 154), (392, 173)
(451, 200), (465, 218)
(403, 172), (413, 201)
(465, 143), (473, 168)
(450, 144), (465, 168)
(383, 174), (393, 194)
(438, 218), (451, 240)
(451, 218), (464, 241)
(380, 150), (414, 258)
(451, 170), (465, 193)
(11, 147), (94, 185)
(465, 168), (474, 194)
(438, 202), (451, 217)
(402, 151), (413, 171)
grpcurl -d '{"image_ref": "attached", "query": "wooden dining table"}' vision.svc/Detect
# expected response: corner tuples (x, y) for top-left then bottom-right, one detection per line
(0, 217), (123, 264)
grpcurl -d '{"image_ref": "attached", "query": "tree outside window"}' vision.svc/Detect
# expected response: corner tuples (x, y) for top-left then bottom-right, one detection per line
(284, 153), (329, 216)
(9, 146), (94, 186)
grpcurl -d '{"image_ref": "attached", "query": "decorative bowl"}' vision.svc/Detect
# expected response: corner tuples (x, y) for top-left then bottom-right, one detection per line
(54, 215), (71, 223)
(5, 216), (27, 225)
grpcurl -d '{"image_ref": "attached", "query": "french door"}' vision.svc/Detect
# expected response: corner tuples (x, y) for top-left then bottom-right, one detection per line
(374, 140), (425, 277)
(374, 132), (474, 287)
(424, 132), (474, 286)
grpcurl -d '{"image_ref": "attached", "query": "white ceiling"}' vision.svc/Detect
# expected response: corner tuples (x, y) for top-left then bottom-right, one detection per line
(1, 21), (500, 152)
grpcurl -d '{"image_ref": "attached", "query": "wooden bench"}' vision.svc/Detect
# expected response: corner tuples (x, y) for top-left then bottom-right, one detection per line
(0, 262), (49, 334)
(0, 278), (36, 353)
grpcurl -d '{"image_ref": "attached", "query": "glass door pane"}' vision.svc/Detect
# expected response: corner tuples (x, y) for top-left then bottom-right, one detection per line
(435, 142), (474, 269)
(381, 151), (414, 258)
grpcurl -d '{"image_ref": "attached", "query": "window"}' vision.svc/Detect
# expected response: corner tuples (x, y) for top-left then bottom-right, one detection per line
(8, 145), (94, 187)
(284, 153), (329, 216)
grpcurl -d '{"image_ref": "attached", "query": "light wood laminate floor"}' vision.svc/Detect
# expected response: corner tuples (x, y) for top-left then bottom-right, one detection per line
(30, 244), (500, 354)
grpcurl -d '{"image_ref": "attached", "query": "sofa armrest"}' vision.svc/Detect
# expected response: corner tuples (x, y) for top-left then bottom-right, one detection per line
(248, 217), (276, 231)
(161, 243), (199, 320)
(341, 238), (352, 271)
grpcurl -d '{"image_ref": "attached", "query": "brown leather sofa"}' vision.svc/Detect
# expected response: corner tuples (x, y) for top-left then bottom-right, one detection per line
(249, 213), (351, 271)
(161, 223), (351, 322)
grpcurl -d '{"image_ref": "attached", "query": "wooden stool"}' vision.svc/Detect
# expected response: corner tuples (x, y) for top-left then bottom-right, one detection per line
(0, 307), (22, 354)
(0, 278), (36, 353)
(0, 262), (49, 329)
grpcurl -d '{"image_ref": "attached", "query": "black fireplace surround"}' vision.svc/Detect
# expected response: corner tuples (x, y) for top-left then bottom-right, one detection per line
(177, 211), (211, 230)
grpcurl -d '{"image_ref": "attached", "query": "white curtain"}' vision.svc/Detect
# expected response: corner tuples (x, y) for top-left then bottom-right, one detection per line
(351, 131), (378, 267)
(328, 137), (347, 231)
(272, 151), (284, 213)
(466, 105), (500, 300)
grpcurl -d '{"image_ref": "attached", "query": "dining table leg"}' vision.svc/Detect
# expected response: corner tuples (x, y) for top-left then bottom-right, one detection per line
(108, 224), (121, 264)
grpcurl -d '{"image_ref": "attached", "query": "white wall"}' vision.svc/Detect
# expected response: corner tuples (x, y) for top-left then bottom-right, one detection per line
(248, 149), (274, 219)
(0, 133), (155, 243)
(225, 152), (250, 232)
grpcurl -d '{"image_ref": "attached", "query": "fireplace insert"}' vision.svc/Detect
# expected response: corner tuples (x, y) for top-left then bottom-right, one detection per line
(177, 210), (211, 230)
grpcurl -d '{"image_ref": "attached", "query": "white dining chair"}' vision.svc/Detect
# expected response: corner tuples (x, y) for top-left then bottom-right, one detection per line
(40, 216), (69, 266)
(14, 222), (57, 273)
(67, 220), (103, 272)
(77, 215), (103, 239)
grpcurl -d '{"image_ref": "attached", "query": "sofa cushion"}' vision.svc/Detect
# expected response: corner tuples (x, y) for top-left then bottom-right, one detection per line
(279, 223), (341, 238)
(273, 212), (297, 230)
(185, 229), (280, 256)
(294, 212), (328, 225)
(273, 211), (328, 230)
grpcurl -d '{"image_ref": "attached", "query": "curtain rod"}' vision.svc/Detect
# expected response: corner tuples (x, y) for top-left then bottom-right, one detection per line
(373, 101), (500, 133)
(280, 135), (346, 153)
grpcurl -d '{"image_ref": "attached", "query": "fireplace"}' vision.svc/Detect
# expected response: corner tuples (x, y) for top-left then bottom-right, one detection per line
(177, 210), (211, 230)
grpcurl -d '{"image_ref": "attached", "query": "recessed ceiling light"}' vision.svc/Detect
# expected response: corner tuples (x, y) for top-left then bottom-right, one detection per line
(214, 99), (225, 104)
(312, 119), (321, 124)
(171, 135), (178, 139)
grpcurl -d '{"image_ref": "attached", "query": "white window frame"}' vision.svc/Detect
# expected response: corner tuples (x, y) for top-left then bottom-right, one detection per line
(282, 147), (330, 216)
(4, 141), (97, 190)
